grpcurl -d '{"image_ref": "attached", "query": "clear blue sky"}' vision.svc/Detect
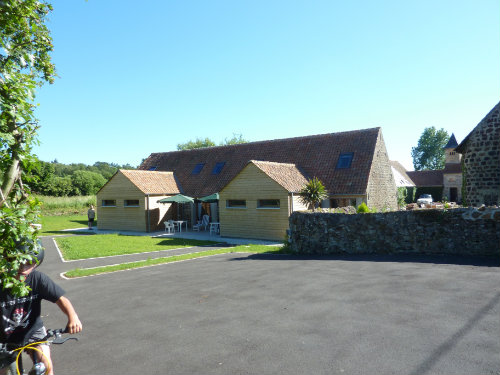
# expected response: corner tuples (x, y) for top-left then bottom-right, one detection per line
(33, 0), (499, 170)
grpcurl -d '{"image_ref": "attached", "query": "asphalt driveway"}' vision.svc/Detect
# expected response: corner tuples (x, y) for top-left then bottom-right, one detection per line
(38, 237), (500, 375)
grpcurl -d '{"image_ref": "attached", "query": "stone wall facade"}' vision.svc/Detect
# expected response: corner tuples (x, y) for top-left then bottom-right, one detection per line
(289, 208), (500, 257)
(457, 101), (500, 206)
(366, 131), (398, 210)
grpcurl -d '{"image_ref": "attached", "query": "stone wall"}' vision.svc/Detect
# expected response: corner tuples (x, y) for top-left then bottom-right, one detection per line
(366, 131), (398, 211)
(289, 208), (500, 257)
(458, 101), (500, 206)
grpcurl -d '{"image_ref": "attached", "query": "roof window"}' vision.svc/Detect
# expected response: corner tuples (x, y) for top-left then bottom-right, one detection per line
(191, 163), (205, 175)
(336, 153), (354, 169)
(148, 166), (157, 171)
(212, 162), (226, 175)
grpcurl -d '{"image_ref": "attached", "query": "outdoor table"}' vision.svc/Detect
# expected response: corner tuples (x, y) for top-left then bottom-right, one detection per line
(173, 220), (187, 232)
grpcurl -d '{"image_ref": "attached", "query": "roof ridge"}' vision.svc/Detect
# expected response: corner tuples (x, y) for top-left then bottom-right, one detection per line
(148, 127), (381, 156)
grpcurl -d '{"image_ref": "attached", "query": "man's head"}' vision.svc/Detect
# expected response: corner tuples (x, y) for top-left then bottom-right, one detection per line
(16, 239), (45, 276)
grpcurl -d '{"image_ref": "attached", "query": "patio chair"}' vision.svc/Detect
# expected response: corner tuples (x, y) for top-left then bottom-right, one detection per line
(193, 215), (210, 231)
(164, 221), (175, 233)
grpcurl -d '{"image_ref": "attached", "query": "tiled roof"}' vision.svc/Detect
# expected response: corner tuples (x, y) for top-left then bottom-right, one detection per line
(444, 134), (458, 149)
(120, 169), (181, 194)
(390, 161), (415, 187)
(443, 163), (462, 174)
(250, 160), (309, 193)
(139, 127), (382, 197)
(406, 170), (443, 187)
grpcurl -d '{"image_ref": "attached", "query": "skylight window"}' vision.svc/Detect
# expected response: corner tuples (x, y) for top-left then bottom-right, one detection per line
(191, 163), (205, 175)
(336, 153), (354, 169)
(212, 162), (226, 175)
(148, 166), (157, 171)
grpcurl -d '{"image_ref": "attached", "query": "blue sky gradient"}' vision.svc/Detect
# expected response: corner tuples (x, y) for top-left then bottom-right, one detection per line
(34, 0), (499, 170)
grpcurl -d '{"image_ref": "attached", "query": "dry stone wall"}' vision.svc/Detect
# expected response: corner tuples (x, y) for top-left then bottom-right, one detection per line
(289, 208), (500, 257)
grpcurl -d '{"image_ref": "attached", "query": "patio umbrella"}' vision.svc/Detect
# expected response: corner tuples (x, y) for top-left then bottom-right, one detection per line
(158, 194), (194, 204)
(198, 193), (219, 203)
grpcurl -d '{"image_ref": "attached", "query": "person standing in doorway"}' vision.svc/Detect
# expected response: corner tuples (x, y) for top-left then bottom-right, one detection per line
(87, 205), (96, 230)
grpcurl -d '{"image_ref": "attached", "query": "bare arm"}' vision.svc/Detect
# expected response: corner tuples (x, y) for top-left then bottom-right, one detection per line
(55, 296), (83, 334)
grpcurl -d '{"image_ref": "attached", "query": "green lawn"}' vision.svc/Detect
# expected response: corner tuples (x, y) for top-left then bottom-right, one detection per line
(55, 234), (218, 260)
(64, 244), (288, 278)
(40, 215), (89, 235)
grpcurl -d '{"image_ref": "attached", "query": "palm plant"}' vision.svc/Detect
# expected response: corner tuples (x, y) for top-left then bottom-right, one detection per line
(299, 177), (329, 212)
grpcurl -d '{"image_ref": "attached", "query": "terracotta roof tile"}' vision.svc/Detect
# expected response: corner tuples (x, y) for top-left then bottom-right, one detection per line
(139, 127), (382, 197)
(406, 170), (443, 187)
(120, 169), (180, 194)
(250, 160), (309, 192)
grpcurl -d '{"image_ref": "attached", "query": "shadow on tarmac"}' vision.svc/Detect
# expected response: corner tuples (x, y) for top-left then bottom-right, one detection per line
(230, 252), (500, 267)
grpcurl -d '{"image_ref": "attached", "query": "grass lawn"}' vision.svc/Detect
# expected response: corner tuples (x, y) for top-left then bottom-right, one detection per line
(40, 215), (89, 235)
(64, 244), (289, 278)
(55, 234), (218, 260)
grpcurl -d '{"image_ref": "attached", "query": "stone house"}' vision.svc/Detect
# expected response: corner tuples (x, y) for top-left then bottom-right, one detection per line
(456, 101), (500, 206)
(98, 127), (398, 237)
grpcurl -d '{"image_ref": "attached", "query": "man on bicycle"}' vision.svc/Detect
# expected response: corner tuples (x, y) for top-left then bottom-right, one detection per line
(0, 240), (82, 374)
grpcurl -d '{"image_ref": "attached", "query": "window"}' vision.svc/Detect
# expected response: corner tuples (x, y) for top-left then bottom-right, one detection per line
(148, 166), (157, 171)
(124, 200), (139, 207)
(102, 200), (116, 207)
(226, 200), (246, 208)
(257, 199), (280, 209)
(336, 152), (354, 169)
(212, 162), (226, 175)
(191, 163), (205, 175)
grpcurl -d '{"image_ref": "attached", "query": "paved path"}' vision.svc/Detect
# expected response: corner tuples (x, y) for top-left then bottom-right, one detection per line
(37, 236), (500, 375)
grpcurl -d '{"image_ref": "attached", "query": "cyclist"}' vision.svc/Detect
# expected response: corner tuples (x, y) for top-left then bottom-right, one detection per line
(0, 240), (82, 375)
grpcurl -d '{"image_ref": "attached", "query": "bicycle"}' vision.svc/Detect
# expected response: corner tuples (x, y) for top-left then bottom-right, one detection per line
(0, 328), (78, 375)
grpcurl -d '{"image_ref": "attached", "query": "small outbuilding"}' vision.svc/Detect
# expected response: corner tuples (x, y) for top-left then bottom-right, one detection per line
(219, 160), (309, 241)
(96, 169), (181, 232)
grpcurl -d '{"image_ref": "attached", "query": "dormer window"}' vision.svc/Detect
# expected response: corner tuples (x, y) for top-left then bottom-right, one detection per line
(191, 163), (205, 175)
(336, 153), (353, 169)
(148, 166), (157, 171)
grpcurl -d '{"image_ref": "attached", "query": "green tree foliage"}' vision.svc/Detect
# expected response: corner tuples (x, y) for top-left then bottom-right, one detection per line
(29, 160), (134, 196)
(411, 127), (449, 171)
(1, 0), (55, 296)
(299, 177), (329, 212)
(71, 170), (106, 196)
(222, 133), (247, 145)
(177, 133), (248, 150)
(177, 137), (216, 150)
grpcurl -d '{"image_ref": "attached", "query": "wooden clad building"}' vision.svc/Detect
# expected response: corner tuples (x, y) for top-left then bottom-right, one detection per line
(219, 160), (309, 241)
(96, 169), (181, 232)
(101, 127), (398, 238)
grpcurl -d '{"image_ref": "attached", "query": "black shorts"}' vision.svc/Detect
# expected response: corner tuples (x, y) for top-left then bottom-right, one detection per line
(88, 218), (95, 222)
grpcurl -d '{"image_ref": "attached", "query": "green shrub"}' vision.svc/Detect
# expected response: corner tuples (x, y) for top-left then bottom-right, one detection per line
(356, 202), (371, 213)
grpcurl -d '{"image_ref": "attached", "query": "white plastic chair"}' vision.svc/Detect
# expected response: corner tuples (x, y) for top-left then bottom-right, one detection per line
(193, 215), (209, 231)
(164, 221), (175, 233)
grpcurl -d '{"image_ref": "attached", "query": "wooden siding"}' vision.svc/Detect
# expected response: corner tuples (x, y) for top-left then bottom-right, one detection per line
(96, 171), (174, 232)
(219, 164), (290, 241)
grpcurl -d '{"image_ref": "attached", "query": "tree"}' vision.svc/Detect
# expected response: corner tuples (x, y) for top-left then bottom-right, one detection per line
(221, 133), (247, 146)
(1, 0), (55, 296)
(177, 137), (216, 150)
(71, 170), (106, 196)
(299, 177), (329, 212)
(177, 134), (249, 150)
(411, 127), (449, 171)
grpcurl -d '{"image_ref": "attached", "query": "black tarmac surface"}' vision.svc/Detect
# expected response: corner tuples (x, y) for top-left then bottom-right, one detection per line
(38, 236), (500, 375)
